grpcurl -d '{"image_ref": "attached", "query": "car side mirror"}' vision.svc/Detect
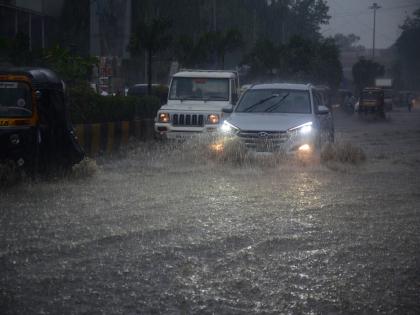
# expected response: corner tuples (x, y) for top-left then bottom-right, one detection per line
(35, 90), (42, 100)
(317, 105), (329, 115)
(222, 106), (234, 114)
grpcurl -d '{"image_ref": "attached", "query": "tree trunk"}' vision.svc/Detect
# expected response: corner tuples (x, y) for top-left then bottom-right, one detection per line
(147, 49), (153, 95)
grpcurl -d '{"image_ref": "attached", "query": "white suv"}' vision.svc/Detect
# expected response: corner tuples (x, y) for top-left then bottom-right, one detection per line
(218, 83), (334, 154)
(155, 70), (239, 140)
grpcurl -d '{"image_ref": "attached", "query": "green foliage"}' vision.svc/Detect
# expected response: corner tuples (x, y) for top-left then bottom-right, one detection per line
(244, 39), (282, 77)
(244, 35), (342, 89)
(131, 0), (331, 70)
(58, 0), (90, 55)
(313, 38), (343, 90)
(129, 17), (172, 94)
(68, 83), (160, 124)
(129, 18), (172, 57)
(352, 57), (385, 94)
(174, 29), (243, 69)
(43, 45), (98, 84)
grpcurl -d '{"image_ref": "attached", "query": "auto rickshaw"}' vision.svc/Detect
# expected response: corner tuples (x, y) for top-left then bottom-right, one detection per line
(358, 87), (385, 117)
(0, 68), (84, 173)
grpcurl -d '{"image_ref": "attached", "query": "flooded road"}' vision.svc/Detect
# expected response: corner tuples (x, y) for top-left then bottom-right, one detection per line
(1, 108), (420, 314)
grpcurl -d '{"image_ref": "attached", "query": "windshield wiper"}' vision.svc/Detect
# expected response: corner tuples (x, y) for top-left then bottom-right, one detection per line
(265, 93), (290, 112)
(243, 94), (279, 112)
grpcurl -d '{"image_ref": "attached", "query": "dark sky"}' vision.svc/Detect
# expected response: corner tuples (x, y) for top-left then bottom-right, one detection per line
(322, 0), (420, 49)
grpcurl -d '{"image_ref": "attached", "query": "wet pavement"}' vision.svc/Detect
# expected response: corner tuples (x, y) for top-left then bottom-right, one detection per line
(1, 107), (420, 314)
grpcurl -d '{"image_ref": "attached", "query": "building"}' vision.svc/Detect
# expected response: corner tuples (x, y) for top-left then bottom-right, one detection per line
(90, 0), (132, 94)
(0, 0), (64, 52)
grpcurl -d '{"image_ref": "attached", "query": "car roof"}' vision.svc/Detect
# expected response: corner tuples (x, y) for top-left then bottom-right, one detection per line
(249, 83), (311, 91)
(173, 71), (236, 79)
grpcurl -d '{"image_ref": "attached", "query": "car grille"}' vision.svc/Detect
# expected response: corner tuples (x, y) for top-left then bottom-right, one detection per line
(238, 130), (289, 152)
(172, 114), (204, 127)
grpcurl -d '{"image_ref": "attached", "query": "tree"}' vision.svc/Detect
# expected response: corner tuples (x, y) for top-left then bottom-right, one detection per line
(244, 39), (281, 79)
(129, 18), (172, 95)
(243, 35), (342, 87)
(197, 29), (244, 69)
(173, 35), (200, 68)
(352, 57), (385, 94)
(58, 0), (90, 55)
(313, 38), (342, 89)
(43, 45), (98, 84)
(395, 8), (420, 90)
(286, 36), (314, 77)
(287, 0), (330, 40)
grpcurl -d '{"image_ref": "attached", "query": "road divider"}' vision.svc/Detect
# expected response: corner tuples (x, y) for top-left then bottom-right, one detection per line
(74, 119), (154, 156)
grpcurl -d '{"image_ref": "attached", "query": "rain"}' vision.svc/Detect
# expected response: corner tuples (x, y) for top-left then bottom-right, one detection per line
(1, 1), (420, 314)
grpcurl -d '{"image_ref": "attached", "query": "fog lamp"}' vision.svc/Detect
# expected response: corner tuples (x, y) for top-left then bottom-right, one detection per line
(207, 114), (219, 124)
(210, 143), (224, 152)
(298, 144), (311, 152)
(158, 112), (170, 123)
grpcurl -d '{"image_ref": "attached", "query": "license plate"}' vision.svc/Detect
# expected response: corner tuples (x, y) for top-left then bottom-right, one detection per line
(166, 132), (194, 140)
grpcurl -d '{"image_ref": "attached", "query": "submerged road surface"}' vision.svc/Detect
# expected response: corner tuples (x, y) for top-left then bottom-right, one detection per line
(1, 108), (420, 314)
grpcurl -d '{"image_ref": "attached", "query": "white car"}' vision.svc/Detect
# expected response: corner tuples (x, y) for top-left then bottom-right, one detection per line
(217, 83), (334, 154)
(155, 70), (240, 140)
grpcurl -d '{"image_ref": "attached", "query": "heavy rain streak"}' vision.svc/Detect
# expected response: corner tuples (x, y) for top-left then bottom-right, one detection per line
(1, 1), (420, 314)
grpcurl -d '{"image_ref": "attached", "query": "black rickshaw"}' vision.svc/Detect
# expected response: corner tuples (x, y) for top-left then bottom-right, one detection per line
(0, 68), (84, 173)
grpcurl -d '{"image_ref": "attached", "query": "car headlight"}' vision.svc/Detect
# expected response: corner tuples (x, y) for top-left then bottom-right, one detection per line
(158, 112), (170, 123)
(220, 121), (239, 134)
(289, 122), (313, 135)
(207, 114), (219, 124)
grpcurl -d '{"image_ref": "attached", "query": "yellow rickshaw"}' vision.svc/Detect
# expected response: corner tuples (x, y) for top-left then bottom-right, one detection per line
(358, 87), (385, 117)
(0, 68), (84, 173)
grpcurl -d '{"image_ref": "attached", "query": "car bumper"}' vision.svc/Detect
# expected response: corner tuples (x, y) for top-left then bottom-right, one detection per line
(211, 133), (317, 155)
(154, 123), (218, 140)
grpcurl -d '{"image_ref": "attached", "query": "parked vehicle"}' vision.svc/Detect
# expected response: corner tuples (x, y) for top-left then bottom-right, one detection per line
(154, 69), (240, 140)
(127, 83), (168, 105)
(0, 68), (84, 173)
(215, 83), (334, 155)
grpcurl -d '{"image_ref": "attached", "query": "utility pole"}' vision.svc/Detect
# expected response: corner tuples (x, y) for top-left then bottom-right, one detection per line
(212, 0), (217, 31)
(369, 2), (381, 60)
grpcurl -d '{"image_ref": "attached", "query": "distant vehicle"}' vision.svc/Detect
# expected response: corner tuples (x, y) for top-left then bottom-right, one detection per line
(154, 69), (240, 140)
(127, 83), (168, 105)
(358, 87), (385, 117)
(0, 68), (84, 172)
(215, 83), (334, 155)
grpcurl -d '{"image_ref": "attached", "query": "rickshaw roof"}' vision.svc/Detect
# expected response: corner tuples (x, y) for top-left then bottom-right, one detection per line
(0, 68), (63, 91)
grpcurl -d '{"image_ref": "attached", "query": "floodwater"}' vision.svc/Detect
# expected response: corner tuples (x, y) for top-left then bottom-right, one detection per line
(1, 107), (420, 314)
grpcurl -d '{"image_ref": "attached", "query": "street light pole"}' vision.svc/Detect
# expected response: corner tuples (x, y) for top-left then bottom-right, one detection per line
(369, 2), (381, 60)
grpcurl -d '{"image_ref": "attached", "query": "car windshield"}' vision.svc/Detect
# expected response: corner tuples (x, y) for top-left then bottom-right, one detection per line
(0, 81), (32, 117)
(169, 77), (229, 101)
(236, 89), (311, 114)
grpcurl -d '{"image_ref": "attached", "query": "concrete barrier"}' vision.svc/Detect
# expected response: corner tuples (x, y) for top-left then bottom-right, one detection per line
(74, 119), (154, 156)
